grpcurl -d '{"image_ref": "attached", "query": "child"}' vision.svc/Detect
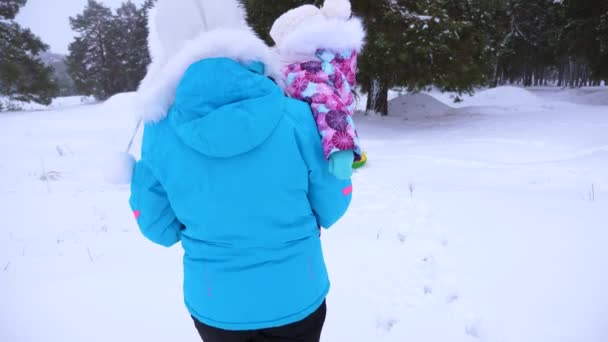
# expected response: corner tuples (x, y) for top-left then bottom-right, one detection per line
(270, 0), (366, 180)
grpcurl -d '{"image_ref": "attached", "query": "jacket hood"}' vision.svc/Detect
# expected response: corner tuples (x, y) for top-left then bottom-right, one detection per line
(168, 57), (285, 158)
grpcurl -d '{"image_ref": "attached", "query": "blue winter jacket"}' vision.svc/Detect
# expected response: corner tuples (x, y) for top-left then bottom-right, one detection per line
(129, 58), (352, 330)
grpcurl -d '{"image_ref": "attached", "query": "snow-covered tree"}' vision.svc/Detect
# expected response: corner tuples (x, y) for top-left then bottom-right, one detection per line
(246, 0), (491, 114)
(561, 0), (608, 82)
(491, 0), (563, 86)
(0, 0), (58, 106)
(243, 0), (606, 115)
(356, 0), (488, 114)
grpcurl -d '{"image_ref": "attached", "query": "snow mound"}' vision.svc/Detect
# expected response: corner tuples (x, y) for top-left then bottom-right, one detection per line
(576, 89), (608, 106)
(103, 92), (137, 111)
(48, 96), (96, 109)
(388, 93), (453, 118)
(528, 87), (608, 106)
(466, 86), (541, 107)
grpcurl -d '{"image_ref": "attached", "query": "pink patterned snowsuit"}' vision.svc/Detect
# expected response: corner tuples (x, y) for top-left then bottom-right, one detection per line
(283, 49), (362, 161)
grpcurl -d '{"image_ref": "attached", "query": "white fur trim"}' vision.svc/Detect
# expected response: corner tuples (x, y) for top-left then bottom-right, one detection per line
(140, 0), (249, 92)
(135, 29), (282, 123)
(321, 0), (352, 19)
(270, 5), (321, 48)
(276, 16), (366, 56)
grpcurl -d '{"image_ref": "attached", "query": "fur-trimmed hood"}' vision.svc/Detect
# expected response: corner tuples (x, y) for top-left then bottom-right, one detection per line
(135, 29), (281, 123)
(135, 0), (281, 123)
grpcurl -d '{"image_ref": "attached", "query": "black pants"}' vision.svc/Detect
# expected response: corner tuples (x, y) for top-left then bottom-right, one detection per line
(193, 301), (327, 342)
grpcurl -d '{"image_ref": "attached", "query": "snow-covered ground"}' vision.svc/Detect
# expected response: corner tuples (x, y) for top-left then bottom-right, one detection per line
(1, 95), (96, 112)
(1, 87), (607, 342)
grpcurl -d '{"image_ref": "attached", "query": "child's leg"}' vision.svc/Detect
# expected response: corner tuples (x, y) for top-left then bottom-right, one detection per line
(192, 316), (255, 342)
(257, 301), (327, 342)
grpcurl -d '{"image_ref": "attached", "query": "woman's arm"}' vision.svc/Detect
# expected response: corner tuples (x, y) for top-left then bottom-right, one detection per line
(129, 160), (183, 247)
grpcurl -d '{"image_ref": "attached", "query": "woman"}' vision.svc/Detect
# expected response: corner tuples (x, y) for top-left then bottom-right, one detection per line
(128, 0), (352, 341)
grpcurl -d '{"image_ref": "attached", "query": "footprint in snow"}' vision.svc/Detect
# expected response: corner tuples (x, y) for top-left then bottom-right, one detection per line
(376, 317), (399, 332)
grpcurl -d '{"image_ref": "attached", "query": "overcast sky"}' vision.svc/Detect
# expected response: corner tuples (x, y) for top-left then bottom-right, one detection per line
(16, 0), (145, 54)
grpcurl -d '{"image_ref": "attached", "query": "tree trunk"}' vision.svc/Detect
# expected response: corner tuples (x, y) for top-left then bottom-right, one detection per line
(523, 63), (533, 87)
(366, 79), (389, 116)
(527, 72), (533, 87)
(569, 59), (575, 88)
(581, 65), (588, 87)
(491, 62), (499, 88)
(540, 67), (546, 86)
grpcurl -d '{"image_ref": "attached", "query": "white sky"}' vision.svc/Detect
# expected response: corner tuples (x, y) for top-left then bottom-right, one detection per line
(16, 0), (145, 54)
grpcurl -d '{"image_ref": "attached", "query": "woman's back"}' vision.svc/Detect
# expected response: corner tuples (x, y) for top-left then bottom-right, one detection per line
(130, 57), (352, 330)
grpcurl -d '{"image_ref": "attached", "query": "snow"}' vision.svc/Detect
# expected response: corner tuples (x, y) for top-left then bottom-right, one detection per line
(413, 15), (433, 21)
(388, 92), (452, 119)
(449, 86), (543, 107)
(1, 86), (608, 342)
(1, 95), (96, 112)
(526, 87), (608, 106)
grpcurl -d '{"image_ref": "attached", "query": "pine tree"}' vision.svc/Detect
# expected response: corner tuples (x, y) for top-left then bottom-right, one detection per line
(494, 0), (563, 86)
(352, 0), (402, 115)
(111, 1), (151, 92)
(561, 0), (608, 82)
(418, 0), (489, 95)
(243, 0), (605, 116)
(481, 0), (510, 87)
(67, 0), (154, 100)
(0, 0), (25, 19)
(355, 0), (489, 114)
(598, 10), (608, 80)
(0, 0), (58, 106)
(66, 0), (115, 100)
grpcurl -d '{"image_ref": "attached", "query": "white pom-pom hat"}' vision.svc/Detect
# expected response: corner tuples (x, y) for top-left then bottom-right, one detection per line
(321, 0), (352, 19)
(270, 5), (322, 50)
(270, 0), (353, 49)
(270, 0), (365, 57)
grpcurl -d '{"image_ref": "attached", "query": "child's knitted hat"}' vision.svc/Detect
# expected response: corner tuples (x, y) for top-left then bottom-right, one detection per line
(270, 0), (352, 49)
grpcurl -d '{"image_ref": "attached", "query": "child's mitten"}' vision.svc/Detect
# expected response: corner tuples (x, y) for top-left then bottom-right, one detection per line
(328, 150), (354, 180)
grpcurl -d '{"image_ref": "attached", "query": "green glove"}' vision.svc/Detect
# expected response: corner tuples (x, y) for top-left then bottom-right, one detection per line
(329, 150), (354, 180)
